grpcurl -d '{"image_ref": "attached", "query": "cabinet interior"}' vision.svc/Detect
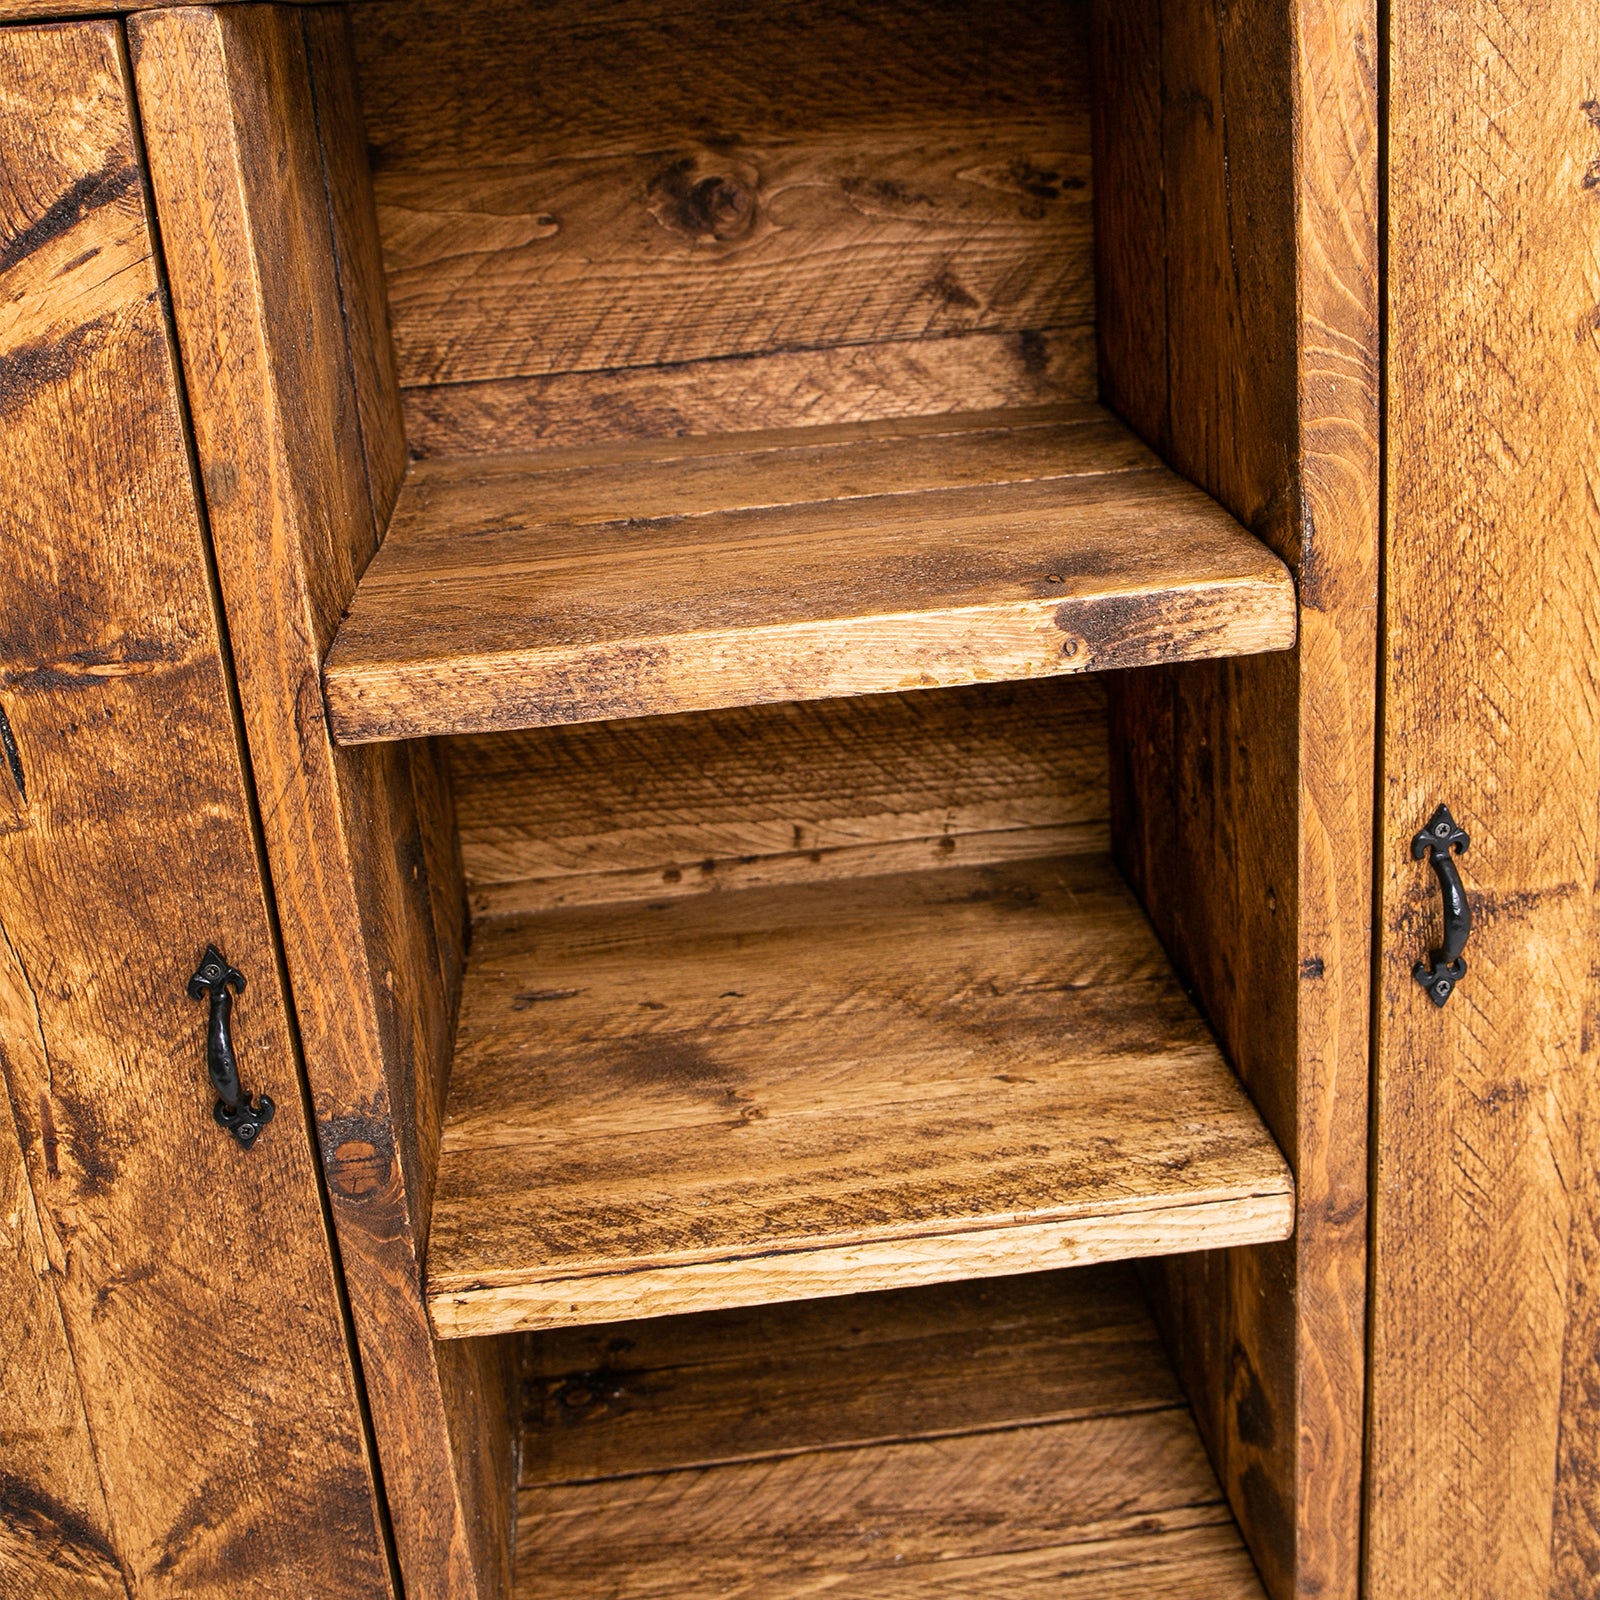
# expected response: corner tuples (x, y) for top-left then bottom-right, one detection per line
(259, 0), (1308, 1594)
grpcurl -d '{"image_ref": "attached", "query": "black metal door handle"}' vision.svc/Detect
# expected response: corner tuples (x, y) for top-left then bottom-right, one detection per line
(187, 946), (275, 1147)
(1412, 805), (1471, 1007)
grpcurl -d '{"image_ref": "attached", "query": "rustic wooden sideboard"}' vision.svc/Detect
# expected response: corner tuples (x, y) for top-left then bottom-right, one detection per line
(1, 2), (1594, 1597)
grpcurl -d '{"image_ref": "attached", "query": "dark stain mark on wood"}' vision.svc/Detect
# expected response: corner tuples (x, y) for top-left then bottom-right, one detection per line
(1232, 1343), (1275, 1449)
(512, 988), (583, 1008)
(0, 1466), (124, 1576)
(0, 317), (110, 415)
(5, 639), (177, 695)
(0, 701), (25, 802)
(0, 161), (138, 277)
(38, 1093), (58, 1179)
(921, 269), (981, 310)
(56, 1087), (117, 1195)
(1300, 956), (1325, 979)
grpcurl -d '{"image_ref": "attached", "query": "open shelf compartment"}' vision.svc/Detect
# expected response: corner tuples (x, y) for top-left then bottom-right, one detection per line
(323, 404), (1296, 744)
(425, 852), (1292, 1339)
(513, 1263), (1268, 1597)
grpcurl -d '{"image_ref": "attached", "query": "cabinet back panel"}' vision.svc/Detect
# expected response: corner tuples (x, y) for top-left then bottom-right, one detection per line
(351, 0), (1097, 453)
(449, 677), (1107, 916)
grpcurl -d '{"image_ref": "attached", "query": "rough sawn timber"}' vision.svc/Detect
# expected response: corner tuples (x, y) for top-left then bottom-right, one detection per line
(323, 405), (1296, 744)
(426, 856), (1293, 1338)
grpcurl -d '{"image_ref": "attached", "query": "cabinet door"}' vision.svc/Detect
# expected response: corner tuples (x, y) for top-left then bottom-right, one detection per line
(1368, 3), (1600, 1597)
(0, 21), (393, 1597)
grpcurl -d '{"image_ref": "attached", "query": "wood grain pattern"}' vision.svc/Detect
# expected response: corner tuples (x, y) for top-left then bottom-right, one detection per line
(450, 677), (1109, 917)
(427, 855), (1292, 1337)
(127, 11), (510, 1598)
(518, 1266), (1177, 1483)
(0, 1046), (123, 1599)
(1091, 2), (1379, 1596)
(0, 20), (389, 1596)
(323, 405), (1296, 743)
(1366, 5), (1600, 1598)
(512, 1266), (1264, 1598)
(401, 327), (1097, 459)
(354, 0), (1095, 417)
(0, 0), (330, 15)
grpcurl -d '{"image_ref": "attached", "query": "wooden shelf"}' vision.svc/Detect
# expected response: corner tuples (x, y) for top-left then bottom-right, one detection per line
(323, 405), (1296, 744)
(426, 854), (1293, 1339)
(513, 1264), (1267, 1598)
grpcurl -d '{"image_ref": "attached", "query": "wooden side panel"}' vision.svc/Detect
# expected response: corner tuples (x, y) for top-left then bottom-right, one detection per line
(353, 0), (1099, 448)
(0, 19), (389, 1597)
(1367, 6), (1600, 1598)
(1093, 1), (1379, 1596)
(128, 9), (508, 1598)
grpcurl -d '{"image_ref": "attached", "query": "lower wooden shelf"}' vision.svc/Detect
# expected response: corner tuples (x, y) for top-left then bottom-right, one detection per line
(426, 854), (1292, 1338)
(513, 1264), (1267, 1598)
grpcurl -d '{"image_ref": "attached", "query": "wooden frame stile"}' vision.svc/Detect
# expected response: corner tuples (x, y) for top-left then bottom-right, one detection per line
(127, 8), (515, 1599)
(1091, 2), (1379, 1597)
(1368, 6), (1600, 1598)
(0, 16), (394, 1595)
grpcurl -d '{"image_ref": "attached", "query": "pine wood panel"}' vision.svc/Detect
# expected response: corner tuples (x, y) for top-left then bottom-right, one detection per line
(0, 1051), (122, 1598)
(0, 19), (389, 1596)
(353, 0), (1095, 422)
(513, 1266), (1265, 1598)
(127, 10), (510, 1598)
(450, 677), (1109, 916)
(402, 327), (1097, 458)
(1091, 2), (1379, 1596)
(518, 1265), (1178, 1484)
(323, 405), (1296, 743)
(427, 855), (1292, 1337)
(1366, 5), (1600, 1597)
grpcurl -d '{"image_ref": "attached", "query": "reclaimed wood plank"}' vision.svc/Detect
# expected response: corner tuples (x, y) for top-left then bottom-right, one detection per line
(1092, 1), (1379, 1594)
(401, 327), (1097, 458)
(1368, 4), (1600, 1598)
(323, 406), (1296, 743)
(426, 856), (1292, 1337)
(354, 0), (1095, 395)
(127, 10), (511, 1597)
(0, 19), (390, 1595)
(449, 677), (1108, 917)
(512, 1265), (1264, 1598)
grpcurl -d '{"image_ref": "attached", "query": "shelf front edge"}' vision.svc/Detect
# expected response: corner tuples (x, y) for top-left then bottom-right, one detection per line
(425, 1185), (1295, 1340)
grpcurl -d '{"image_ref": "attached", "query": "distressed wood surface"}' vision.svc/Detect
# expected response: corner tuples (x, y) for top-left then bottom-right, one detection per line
(1366, 4), (1600, 1598)
(450, 677), (1108, 917)
(0, 0), (331, 14)
(1091, 1), (1379, 1596)
(513, 1266), (1265, 1598)
(427, 855), (1292, 1337)
(324, 405), (1296, 743)
(402, 327), (1096, 458)
(353, 0), (1096, 436)
(0, 20), (390, 1596)
(127, 10), (512, 1598)
(0, 1050), (123, 1598)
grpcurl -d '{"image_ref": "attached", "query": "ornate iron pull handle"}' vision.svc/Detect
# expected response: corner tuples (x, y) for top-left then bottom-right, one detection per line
(1412, 806), (1471, 1008)
(187, 946), (275, 1147)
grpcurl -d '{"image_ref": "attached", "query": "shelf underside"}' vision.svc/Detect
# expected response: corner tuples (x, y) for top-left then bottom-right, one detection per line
(514, 1265), (1267, 1598)
(324, 404), (1296, 743)
(426, 854), (1293, 1338)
